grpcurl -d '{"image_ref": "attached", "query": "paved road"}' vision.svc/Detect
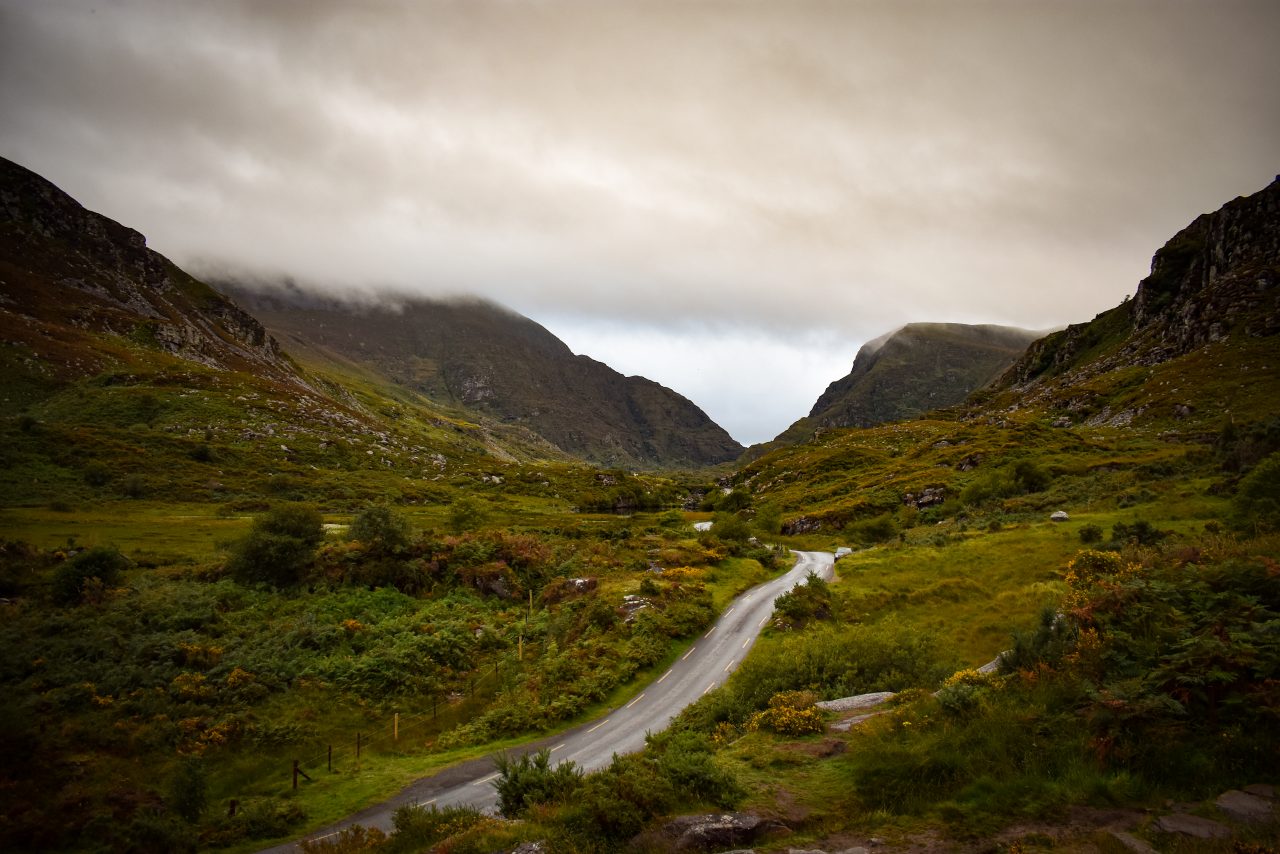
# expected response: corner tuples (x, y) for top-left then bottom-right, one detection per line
(267, 550), (835, 851)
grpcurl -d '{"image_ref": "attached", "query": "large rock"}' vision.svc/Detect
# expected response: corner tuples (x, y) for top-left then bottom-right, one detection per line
(1154, 813), (1231, 839)
(816, 692), (896, 712)
(663, 813), (786, 852)
(1216, 789), (1275, 823)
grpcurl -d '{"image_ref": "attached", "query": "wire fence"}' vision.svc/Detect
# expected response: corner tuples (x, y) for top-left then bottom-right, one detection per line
(278, 643), (541, 796)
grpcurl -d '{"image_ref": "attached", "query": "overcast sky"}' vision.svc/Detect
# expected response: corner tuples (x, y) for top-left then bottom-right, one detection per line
(2, 1), (1277, 445)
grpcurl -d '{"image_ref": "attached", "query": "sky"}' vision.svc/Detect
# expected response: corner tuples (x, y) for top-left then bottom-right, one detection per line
(1, 1), (1277, 445)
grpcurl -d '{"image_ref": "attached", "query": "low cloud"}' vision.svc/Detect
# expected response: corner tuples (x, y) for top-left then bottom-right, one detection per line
(2, 1), (1277, 442)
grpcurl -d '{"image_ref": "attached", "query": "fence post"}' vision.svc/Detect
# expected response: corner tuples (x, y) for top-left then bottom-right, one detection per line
(292, 759), (299, 791)
(328, 744), (332, 772)
(356, 731), (362, 758)
(394, 712), (399, 742)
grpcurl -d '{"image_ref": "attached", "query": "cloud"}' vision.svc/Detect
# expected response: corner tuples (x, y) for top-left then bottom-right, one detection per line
(2, 0), (1278, 442)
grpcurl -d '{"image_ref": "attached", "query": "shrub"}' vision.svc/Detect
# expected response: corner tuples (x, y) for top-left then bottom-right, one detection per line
(349, 504), (411, 553)
(1079, 523), (1103, 543)
(492, 749), (583, 817)
(227, 504), (324, 587)
(167, 760), (207, 823)
(772, 570), (832, 627)
(53, 546), (128, 604)
(1234, 451), (1280, 532)
(385, 803), (486, 851)
(747, 690), (826, 735)
(447, 496), (490, 534)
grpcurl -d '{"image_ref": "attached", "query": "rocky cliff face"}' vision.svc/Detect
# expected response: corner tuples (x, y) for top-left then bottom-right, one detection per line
(997, 176), (1280, 406)
(226, 284), (745, 469)
(0, 156), (298, 385)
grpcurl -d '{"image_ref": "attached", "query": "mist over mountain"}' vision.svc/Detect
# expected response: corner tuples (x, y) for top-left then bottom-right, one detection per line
(222, 282), (745, 469)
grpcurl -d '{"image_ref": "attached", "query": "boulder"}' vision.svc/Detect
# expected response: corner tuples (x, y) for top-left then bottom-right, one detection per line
(816, 692), (896, 712)
(1050, 510), (1070, 522)
(1216, 789), (1275, 823)
(1107, 830), (1157, 854)
(663, 813), (786, 851)
(1154, 813), (1231, 839)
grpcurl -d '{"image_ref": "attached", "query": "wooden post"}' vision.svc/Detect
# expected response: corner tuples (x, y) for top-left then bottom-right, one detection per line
(356, 732), (362, 758)
(228, 800), (238, 818)
(328, 744), (332, 772)
(394, 712), (399, 742)
(518, 633), (523, 661)
(433, 692), (438, 718)
(292, 759), (299, 791)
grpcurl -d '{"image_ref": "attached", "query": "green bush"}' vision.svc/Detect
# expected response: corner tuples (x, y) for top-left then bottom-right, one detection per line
(1234, 451), (1280, 532)
(166, 760), (207, 823)
(492, 749), (583, 818)
(349, 504), (411, 553)
(52, 546), (128, 604)
(1078, 523), (1103, 543)
(227, 504), (323, 587)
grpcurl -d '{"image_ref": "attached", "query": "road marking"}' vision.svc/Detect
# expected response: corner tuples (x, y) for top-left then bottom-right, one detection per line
(703, 682), (715, 695)
(704, 626), (716, 638)
(723, 660), (734, 672)
(683, 646), (697, 660)
(625, 692), (646, 709)
(475, 773), (499, 786)
(587, 720), (609, 734)
(758, 615), (769, 628)
(724, 607), (735, 616)
(551, 744), (564, 752)
(742, 639), (750, 649)
(657, 669), (672, 684)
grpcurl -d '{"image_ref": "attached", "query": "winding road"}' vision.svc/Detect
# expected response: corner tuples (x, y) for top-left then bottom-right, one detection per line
(266, 550), (835, 851)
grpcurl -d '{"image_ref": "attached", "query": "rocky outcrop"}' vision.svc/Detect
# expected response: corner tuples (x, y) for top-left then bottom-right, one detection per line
(0, 156), (299, 384)
(661, 813), (787, 852)
(993, 176), (1280, 412)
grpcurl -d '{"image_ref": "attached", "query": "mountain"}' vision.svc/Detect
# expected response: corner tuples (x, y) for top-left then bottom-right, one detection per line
(750, 322), (1040, 457)
(0, 156), (300, 397)
(983, 174), (1280, 426)
(0, 155), (579, 506)
(223, 283), (745, 469)
(735, 175), (1280, 533)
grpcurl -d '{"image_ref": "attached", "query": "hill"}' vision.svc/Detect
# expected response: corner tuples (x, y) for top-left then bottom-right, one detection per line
(224, 283), (745, 469)
(754, 322), (1040, 456)
(0, 155), (588, 508)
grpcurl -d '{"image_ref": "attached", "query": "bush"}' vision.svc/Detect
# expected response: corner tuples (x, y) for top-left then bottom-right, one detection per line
(349, 504), (410, 553)
(747, 690), (826, 735)
(1234, 451), (1280, 532)
(1079, 523), (1103, 543)
(447, 496), (490, 534)
(772, 570), (832, 627)
(53, 546), (128, 604)
(492, 749), (583, 817)
(227, 504), (324, 587)
(167, 760), (207, 823)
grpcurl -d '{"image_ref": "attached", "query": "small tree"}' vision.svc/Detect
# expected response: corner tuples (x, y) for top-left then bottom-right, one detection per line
(53, 546), (128, 604)
(1234, 452), (1280, 533)
(227, 504), (323, 587)
(167, 760), (207, 823)
(447, 496), (490, 534)
(349, 504), (411, 553)
(492, 749), (583, 817)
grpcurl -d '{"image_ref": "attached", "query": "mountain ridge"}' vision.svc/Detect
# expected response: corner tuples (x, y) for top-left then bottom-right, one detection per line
(224, 282), (745, 469)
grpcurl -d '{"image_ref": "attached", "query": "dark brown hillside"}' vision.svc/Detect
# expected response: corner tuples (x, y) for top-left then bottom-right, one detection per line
(225, 284), (745, 469)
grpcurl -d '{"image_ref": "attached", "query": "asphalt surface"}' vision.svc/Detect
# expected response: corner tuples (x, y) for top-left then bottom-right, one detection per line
(264, 549), (835, 851)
